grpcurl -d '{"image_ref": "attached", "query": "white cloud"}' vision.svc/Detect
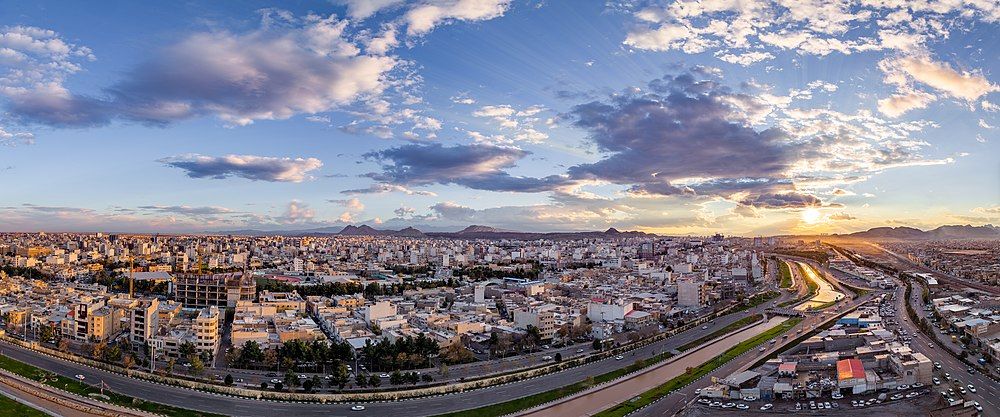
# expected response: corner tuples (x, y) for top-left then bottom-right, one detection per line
(889, 55), (997, 101)
(404, 0), (512, 36)
(471, 103), (549, 144)
(337, 0), (405, 20)
(716, 51), (775, 66)
(877, 89), (936, 117)
(0, 125), (34, 146)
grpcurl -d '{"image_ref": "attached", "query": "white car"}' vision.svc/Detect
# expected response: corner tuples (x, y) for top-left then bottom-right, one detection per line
(736, 404), (749, 410)
(831, 392), (843, 399)
(615, 355), (624, 360)
(702, 325), (709, 330)
(74, 374), (85, 380)
(379, 373), (390, 378)
(967, 384), (976, 393)
(350, 405), (366, 411)
(933, 377), (940, 385)
(542, 356), (553, 361)
(722, 402), (735, 408)
(576, 348), (585, 353)
(760, 403), (773, 411)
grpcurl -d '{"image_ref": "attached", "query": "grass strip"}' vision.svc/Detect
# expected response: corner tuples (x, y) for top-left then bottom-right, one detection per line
(0, 354), (224, 417)
(594, 317), (804, 417)
(0, 392), (50, 417)
(434, 351), (675, 417)
(778, 261), (793, 289)
(678, 314), (762, 352)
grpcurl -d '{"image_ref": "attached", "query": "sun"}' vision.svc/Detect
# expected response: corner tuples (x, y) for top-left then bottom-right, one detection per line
(801, 208), (822, 224)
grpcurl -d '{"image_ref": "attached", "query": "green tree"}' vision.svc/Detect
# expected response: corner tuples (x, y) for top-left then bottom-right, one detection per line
(179, 341), (196, 360)
(332, 363), (349, 389)
(38, 325), (54, 342)
(355, 373), (368, 387)
(189, 356), (205, 376)
(369, 374), (381, 387)
(224, 374), (234, 386)
(284, 369), (299, 388)
(165, 358), (175, 375)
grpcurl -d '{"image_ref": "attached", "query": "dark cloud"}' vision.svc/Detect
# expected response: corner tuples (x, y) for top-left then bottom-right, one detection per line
(137, 205), (235, 216)
(429, 202), (476, 220)
(567, 74), (797, 197)
(829, 212), (857, 220)
(7, 87), (112, 128)
(738, 192), (823, 209)
(157, 154), (323, 182)
(7, 18), (394, 128)
(362, 143), (572, 192)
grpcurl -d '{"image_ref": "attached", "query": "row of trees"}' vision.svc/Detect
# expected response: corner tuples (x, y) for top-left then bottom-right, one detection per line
(453, 262), (542, 281)
(361, 334), (439, 371)
(227, 339), (354, 371)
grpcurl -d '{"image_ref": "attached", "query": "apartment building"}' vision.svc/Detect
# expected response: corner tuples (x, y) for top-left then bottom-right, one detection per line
(513, 308), (556, 341)
(130, 298), (160, 347)
(150, 306), (220, 359)
(173, 272), (255, 308)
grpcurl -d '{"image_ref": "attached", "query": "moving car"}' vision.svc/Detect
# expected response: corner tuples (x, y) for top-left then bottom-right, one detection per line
(74, 374), (85, 380)
(350, 405), (366, 411)
(760, 403), (773, 411)
(615, 355), (624, 360)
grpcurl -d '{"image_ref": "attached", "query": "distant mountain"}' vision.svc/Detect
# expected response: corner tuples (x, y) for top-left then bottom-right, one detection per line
(337, 224), (428, 237)
(426, 226), (654, 240)
(212, 224), (655, 240)
(846, 224), (1000, 240)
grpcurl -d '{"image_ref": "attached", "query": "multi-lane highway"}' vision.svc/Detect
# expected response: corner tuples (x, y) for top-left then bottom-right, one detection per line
(0, 290), (795, 417)
(633, 270), (875, 417)
(892, 279), (998, 416)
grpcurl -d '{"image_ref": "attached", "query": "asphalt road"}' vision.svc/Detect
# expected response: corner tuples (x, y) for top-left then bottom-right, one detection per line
(634, 262), (877, 417)
(893, 280), (998, 416)
(0, 291), (795, 417)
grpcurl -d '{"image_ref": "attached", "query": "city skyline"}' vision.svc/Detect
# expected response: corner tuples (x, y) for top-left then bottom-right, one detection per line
(1, 1), (998, 235)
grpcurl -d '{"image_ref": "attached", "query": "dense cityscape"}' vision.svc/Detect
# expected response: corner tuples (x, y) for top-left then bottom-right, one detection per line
(1, 0), (998, 416)
(0, 229), (998, 416)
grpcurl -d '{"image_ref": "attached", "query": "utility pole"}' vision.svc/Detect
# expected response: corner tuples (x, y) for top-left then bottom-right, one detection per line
(129, 255), (134, 298)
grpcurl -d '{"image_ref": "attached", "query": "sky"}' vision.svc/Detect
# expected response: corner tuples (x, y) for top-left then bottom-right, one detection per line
(0, 0), (997, 236)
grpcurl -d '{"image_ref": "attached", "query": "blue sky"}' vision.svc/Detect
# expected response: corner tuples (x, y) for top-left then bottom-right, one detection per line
(0, 0), (997, 235)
